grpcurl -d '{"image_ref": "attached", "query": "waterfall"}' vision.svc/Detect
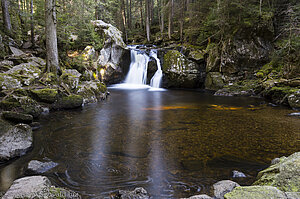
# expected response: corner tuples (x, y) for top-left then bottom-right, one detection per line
(111, 45), (164, 91)
(149, 50), (162, 88)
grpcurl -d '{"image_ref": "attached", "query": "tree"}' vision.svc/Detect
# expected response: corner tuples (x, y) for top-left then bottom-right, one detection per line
(45, 0), (60, 75)
(168, 0), (173, 39)
(30, 0), (34, 46)
(1, 0), (12, 32)
(145, 0), (151, 42)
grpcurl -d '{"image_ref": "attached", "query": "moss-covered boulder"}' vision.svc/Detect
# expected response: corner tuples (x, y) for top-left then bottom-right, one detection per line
(31, 88), (58, 103)
(206, 44), (221, 73)
(0, 73), (22, 90)
(253, 152), (300, 192)
(205, 72), (224, 90)
(224, 186), (287, 199)
(76, 80), (107, 104)
(5, 62), (42, 86)
(288, 90), (300, 109)
(53, 95), (83, 109)
(214, 80), (262, 96)
(2, 176), (80, 199)
(188, 50), (205, 64)
(263, 86), (299, 105)
(162, 50), (205, 88)
(0, 60), (14, 72)
(61, 69), (82, 90)
(2, 111), (33, 123)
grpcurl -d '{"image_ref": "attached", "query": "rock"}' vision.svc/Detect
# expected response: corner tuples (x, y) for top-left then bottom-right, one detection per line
(253, 152), (300, 192)
(232, 170), (246, 178)
(213, 180), (240, 199)
(9, 46), (25, 57)
(263, 86), (299, 105)
(61, 69), (81, 90)
(162, 50), (205, 88)
(31, 88), (58, 103)
(17, 96), (43, 118)
(182, 194), (212, 199)
(146, 58), (157, 84)
(82, 45), (96, 60)
(53, 95), (83, 109)
(26, 160), (58, 174)
(2, 176), (80, 199)
(116, 187), (150, 199)
(270, 157), (282, 165)
(91, 20), (129, 84)
(285, 192), (300, 199)
(205, 72), (224, 90)
(288, 90), (300, 109)
(0, 73), (22, 90)
(76, 80), (107, 104)
(188, 50), (205, 64)
(5, 62), (42, 86)
(0, 121), (33, 162)
(214, 80), (261, 96)
(29, 122), (41, 131)
(0, 60), (14, 72)
(2, 111), (33, 123)
(288, 112), (300, 117)
(206, 44), (221, 73)
(224, 186), (287, 199)
(27, 57), (46, 68)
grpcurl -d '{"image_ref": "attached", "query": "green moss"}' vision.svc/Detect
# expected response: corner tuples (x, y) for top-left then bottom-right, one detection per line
(31, 88), (58, 103)
(97, 82), (107, 93)
(189, 50), (205, 60)
(163, 50), (186, 72)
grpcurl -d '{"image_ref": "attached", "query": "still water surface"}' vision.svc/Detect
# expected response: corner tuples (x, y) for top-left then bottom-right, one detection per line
(0, 89), (299, 198)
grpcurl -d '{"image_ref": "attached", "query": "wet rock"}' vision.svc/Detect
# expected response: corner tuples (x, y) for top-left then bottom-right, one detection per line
(5, 62), (42, 86)
(29, 122), (41, 131)
(61, 69), (82, 90)
(146, 58), (158, 84)
(2, 176), (80, 199)
(270, 157), (282, 165)
(76, 80), (107, 104)
(206, 44), (221, 73)
(182, 194), (212, 199)
(116, 187), (150, 199)
(213, 180), (240, 199)
(253, 152), (300, 192)
(0, 120), (33, 162)
(214, 80), (261, 97)
(224, 186), (287, 199)
(17, 96), (43, 118)
(162, 50), (205, 88)
(31, 88), (58, 103)
(205, 72), (224, 91)
(232, 170), (246, 178)
(288, 90), (300, 109)
(2, 111), (33, 124)
(188, 50), (205, 64)
(26, 160), (58, 174)
(288, 112), (300, 117)
(53, 95), (83, 109)
(0, 73), (22, 90)
(263, 86), (298, 105)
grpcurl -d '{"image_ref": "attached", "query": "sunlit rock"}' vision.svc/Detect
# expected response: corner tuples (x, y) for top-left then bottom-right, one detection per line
(115, 187), (150, 199)
(213, 180), (240, 199)
(26, 160), (58, 174)
(224, 186), (287, 199)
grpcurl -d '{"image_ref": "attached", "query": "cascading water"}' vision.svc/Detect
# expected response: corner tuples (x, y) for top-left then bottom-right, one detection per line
(111, 45), (165, 91)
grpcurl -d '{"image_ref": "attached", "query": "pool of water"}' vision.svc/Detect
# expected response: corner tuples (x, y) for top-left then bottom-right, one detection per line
(0, 89), (299, 198)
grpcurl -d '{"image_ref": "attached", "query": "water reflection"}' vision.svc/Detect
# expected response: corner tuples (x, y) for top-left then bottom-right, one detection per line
(0, 164), (17, 191)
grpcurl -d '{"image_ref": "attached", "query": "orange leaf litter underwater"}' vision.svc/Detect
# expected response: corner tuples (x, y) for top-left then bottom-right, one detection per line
(143, 105), (259, 111)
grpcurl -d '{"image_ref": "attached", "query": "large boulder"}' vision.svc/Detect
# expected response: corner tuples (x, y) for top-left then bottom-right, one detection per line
(253, 152), (300, 192)
(76, 80), (107, 104)
(5, 62), (42, 86)
(213, 180), (240, 199)
(2, 111), (33, 124)
(2, 176), (80, 199)
(53, 94), (83, 109)
(224, 186), (287, 199)
(60, 69), (82, 90)
(205, 72), (224, 90)
(26, 160), (58, 174)
(31, 88), (58, 103)
(162, 50), (205, 88)
(0, 73), (22, 90)
(91, 20), (130, 84)
(0, 120), (33, 162)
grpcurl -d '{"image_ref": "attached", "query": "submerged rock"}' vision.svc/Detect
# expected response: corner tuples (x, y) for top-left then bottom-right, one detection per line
(162, 50), (205, 88)
(253, 152), (300, 192)
(26, 160), (58, 174)
(2, 111), (33, 123)
(232, 170), (246, 178)
(224, 186), (288, 199)
(0, 120), (33, 162)
(2, 176), (80, 199)
(213, 180), (240, 199)
(115, 187), (150, 199)
(288, 90), (300, 109)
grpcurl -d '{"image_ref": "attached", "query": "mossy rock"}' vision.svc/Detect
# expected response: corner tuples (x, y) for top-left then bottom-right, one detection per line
(263, 86), (299, 104)
(224, 186), (287, 199)
(188, 50), (205, 63)
(76, 80), (107, 104)
(253, 152), (300, 192)
(2, 111), (33, 124)
(54, 95), (83, 109)
(0, 73), (22, 90)
(31, 88), (58, 103)
(205, 72), (224, 91)
(288, 90), (300, 109)
(215, 79), (263, 96)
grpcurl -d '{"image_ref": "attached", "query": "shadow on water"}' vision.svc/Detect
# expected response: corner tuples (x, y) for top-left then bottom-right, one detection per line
(0, 89), (299, 198)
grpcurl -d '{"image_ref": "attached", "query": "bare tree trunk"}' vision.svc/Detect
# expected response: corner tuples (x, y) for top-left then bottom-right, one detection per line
(160, 0), (164, 37)
(45, 0), (60, 75)
(129, 0), (132, 29)
(146, 0), (150, 42)
(95, 0), (98, 19)
(140, 0), (144, 30)
(30, 0), (34, 46)
(168, 0), (173, 40)
(260, 0), (262, 16)
(179, 0), (184, 42)
(121, 0), (128, 42)
(1, 0), (12, 32)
